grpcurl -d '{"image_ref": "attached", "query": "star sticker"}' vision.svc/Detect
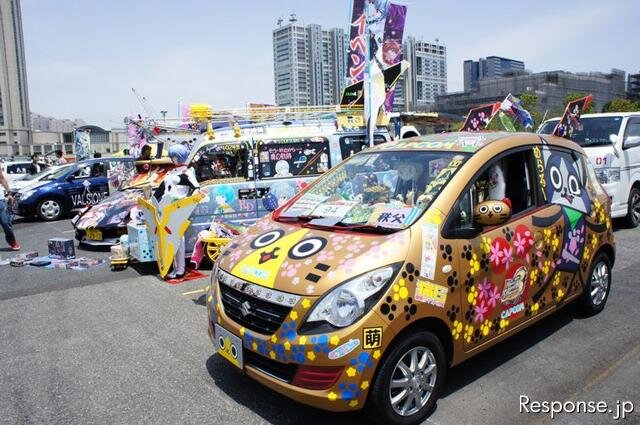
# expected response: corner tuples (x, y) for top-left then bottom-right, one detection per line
(252, 342), (258, 351)
(330, 335), (340, 346)
(269, 351), (276, 359)
(301, 299), (311, 309)
(327, 392), (337, 401)
(373, 350), (381, 360)
(271, 335), (278, 343)
(290, 311), (298, 321)
(360, 381), (369, 390)
(239, 327), (245, 336)
(284, 341), (291, 351)
(307, 351), (316, 361)
(349, 400), (359, 408)
(298, 336), (307, 345)
(346, 367), (356, 377)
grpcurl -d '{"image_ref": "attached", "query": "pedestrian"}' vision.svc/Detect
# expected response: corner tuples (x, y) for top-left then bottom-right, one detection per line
(136, 145), (152, 173)
(93, 152), (102, 158)
(54, 150), (67, 165)
(27, 154), (41, 175)
(0, 165), (20, 250)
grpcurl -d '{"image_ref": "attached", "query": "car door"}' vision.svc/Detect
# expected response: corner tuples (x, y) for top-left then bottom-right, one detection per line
(65, 160), (108, 209)
(444, 147), (558, 351)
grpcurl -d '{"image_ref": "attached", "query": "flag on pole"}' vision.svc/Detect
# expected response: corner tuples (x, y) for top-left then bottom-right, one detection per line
(500, 94), (533, 130)
(553, 95), (593, 139)
(460, 103), (501, 132)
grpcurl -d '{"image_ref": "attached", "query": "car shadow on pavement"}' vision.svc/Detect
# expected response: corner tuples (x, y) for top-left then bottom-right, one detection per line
(205, 355), (366, 425)
(441, 304), (576, 398)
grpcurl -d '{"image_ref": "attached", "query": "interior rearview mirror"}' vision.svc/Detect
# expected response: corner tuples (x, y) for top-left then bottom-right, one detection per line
(473, 200), (512, 227)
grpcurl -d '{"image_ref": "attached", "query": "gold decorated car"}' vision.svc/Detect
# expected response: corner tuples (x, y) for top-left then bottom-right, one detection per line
(207, 132), (614, 424)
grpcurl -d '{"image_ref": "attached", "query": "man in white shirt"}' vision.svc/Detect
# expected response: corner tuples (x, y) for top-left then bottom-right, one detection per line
(0, 165), (20, 250)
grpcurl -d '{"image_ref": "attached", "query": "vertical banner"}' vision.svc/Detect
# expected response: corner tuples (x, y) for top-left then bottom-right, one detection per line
(347, 0), (366, 85)
(553, 95), (593, 139)
(127, 119), (147, 158)
(382, 3), (407, 112)
(74, 130), (90, 161)
(460, 103), (501, 132)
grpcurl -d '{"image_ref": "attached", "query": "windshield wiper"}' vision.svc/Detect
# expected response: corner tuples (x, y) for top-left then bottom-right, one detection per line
(276, 214), (325, 222)
(335, 223), (399, 234)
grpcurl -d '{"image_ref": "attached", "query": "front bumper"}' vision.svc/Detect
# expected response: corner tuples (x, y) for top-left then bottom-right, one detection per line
(206, 275), (393, 412)
(75, 227), (126, 246)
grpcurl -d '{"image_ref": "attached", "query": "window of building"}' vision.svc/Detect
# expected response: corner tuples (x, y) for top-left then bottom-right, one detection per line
(257, 137), (330, 179)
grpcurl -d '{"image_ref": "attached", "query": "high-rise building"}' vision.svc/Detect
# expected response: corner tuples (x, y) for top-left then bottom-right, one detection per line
(628, 72), (640, 101)
(464, 56), (525, 91)
(272, 15), (346, 107)
(0, 0), (30, 155)
(396, 37), (447, 110)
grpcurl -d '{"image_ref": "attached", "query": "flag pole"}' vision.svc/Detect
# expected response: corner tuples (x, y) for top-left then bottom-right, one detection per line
(364, 2), (374, 147)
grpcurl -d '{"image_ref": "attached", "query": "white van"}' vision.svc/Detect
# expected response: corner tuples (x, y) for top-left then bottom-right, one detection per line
(538, 112), (640, 227)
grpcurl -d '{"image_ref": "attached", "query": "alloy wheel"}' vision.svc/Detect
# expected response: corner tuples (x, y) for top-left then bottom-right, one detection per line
(590, 260), (609, 306)
(388, 346), (437, 417)
(41, 200), (61, 220)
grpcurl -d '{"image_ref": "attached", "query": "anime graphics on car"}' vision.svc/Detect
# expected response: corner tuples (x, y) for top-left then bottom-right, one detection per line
(15, 157), (135, 221)
(73, 159), (175, 246)
(206, 132), (614, 425)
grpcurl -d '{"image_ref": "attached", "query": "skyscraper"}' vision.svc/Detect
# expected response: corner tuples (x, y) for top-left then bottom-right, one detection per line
(0, 0), (30, 155)
(464, 56), (525, 91)
(272, 15), (346, 107)
(397, 37), (447, 110)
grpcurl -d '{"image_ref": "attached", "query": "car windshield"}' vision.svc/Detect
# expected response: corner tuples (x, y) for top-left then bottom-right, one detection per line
(538, 116), (623, 147)
(280, 150), (469, 231)
(43, 164), (74, 180)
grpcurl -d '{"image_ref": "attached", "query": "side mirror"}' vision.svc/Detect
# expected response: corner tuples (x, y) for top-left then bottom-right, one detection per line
(473, 200), (512, 227)
(623, 135), (640, 150)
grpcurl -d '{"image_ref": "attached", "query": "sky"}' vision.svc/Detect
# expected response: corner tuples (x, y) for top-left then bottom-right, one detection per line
(21, 0), (639, 129)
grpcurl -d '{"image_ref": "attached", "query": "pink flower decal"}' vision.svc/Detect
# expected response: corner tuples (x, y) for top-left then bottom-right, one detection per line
(487, 286), (501, 308)
(474, 301), (489, 322)
(489, 237), (510, 273)
(514, 224), (534, 258)
(478, 278), (493, 300)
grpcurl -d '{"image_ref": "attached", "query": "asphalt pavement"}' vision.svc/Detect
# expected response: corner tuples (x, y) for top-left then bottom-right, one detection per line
(0, 218), (638, 425)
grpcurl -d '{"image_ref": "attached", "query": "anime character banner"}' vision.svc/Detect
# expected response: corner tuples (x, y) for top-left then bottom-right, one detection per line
(347, 0), (367, 84)
(128, 119), (147, 159)
(553, 95), (593, 140)
(460, 103), (501, 132)
(498, 94), (534, 131)
(381, 3), (407, 112)
(74, 130), (91, 162)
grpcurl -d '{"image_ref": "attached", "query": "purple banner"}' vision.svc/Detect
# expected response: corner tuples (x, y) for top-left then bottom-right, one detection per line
(382, 3), (407, 111)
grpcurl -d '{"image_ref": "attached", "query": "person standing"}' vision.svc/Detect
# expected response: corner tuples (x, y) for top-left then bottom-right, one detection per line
(27, 154), (41, 175)
(54, 150), (68, 165)
(0, 165), (20, 250)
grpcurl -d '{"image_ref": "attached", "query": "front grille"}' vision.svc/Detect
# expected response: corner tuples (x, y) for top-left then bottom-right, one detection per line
(219, 283), (292, 335)
(245, 349), (298, 383)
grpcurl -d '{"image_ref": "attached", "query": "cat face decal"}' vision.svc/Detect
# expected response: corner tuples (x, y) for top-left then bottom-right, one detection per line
(542, 148), (590, 214)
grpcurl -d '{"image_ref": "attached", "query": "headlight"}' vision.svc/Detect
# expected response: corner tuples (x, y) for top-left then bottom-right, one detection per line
(303, 264), (399, 330)
(594, 167), (620, 184)
(19, 189), (36, 201)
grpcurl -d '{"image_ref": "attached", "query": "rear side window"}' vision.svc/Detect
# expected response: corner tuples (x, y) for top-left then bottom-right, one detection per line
(339, 135), (387, 160)
(7, 164), (28, 174)
(192, 142), (251, 183)
(257, 137), (330, 179)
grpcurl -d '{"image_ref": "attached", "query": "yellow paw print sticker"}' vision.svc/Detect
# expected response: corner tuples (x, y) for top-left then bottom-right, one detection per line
(555, 288), (565, 302)
(469, 253), (480, 275)
(392, 279), (409, 301)
(551, 235), (559, 251)
(480, 320), (491, 337)
(327, 392), (337, 402)
(452, 320), (463, 340)
(552, 273), (560, 287)
(467, 286), (478, 306)
(531, 302), (540, 315)
(463, 324), (474, 343)
(499, 318), (510, 330)
(590, 234), (598, 248)
(582, 246), (591, 261)
(480, 236), (492, 254)
(530, 268), (539, 283)
(542, 260), (550, 276)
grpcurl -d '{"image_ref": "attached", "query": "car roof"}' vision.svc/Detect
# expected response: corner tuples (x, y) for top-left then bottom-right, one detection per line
(370, 131), (582, 155)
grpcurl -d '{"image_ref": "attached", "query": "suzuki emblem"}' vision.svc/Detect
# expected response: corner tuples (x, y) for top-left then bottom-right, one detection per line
(241, 301), (252, 317)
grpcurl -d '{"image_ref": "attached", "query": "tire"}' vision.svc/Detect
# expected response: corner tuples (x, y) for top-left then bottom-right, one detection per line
(578, 252), (611, 316)
(623, 186), (640, 228)
(36, 198), (64, 221)
(365, 330), (446, 425)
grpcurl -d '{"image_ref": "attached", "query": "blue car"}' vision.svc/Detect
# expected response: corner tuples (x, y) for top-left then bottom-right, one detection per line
(15, 157), (135, 221)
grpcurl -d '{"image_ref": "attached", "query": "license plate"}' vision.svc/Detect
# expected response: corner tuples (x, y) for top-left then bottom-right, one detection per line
(214, 324), (244, 369)
(85, 228), (102, 241)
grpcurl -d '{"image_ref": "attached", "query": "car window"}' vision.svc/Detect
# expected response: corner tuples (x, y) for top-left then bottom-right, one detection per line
(191, 142), (250, 182)
(257, 137), (330, 179)
(624, 119), (640, 148)
(7, 164), (28, 174)
(339, 135), (387, 160)
(448, 149), (537, 233)
(73, 165), (93, 179)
